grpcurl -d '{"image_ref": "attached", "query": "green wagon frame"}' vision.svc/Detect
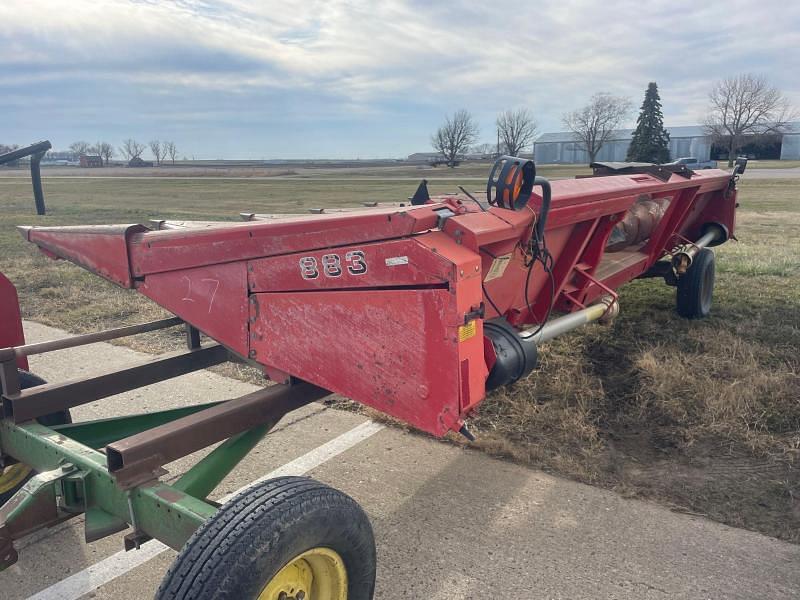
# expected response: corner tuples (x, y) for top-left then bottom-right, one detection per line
(0, 318), (376, 599)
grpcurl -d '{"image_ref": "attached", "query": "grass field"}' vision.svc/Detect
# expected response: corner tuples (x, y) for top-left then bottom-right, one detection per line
(0, 169), (798, 542)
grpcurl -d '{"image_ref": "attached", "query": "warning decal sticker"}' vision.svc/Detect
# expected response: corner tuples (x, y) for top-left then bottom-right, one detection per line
(484, 254), (512, 282)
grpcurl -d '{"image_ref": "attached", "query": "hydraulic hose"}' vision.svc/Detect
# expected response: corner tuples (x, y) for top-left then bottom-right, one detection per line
(532, 176), (551, 242)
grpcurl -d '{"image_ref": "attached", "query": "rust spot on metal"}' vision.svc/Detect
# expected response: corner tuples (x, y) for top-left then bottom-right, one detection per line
(154, 488), (184, 503)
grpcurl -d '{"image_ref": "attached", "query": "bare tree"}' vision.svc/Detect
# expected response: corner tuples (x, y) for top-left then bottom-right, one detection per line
(120, 139), (145, 161)
(163, 141), (178, 164)
(94, 142), (114, 166)
(562, 93), (632, 164)
(496, 109), (538, 156)
(69, 141), (91, 156)
(431, 109), (479, 167)
(149, 140), (163, 165)
(471, 142), (496, 156)
(704, 73), (796, 166)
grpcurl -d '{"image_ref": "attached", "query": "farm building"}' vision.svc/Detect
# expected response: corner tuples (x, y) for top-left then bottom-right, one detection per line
(79, 154), (103, 167)
(534, 123), (800, 164)
(782, 131), (800, 160)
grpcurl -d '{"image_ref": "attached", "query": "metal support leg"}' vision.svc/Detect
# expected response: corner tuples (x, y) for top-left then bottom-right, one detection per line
(174, 424), (271, 499)
(30, 151), (47, 216)
(185, 324), (201, 350)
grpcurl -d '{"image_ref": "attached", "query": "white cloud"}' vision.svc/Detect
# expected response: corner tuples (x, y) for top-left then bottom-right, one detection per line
(1, 0), (798, 155)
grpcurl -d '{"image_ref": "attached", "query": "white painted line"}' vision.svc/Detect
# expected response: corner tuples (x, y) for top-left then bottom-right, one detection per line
(28, 420), (384, 600)
(220, 420), (384, 502)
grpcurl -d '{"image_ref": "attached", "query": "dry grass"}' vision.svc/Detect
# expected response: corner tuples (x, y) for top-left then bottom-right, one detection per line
(1, 172), (798, 541)
(469, 179), (800, 540)
(745, 159), (800, 169)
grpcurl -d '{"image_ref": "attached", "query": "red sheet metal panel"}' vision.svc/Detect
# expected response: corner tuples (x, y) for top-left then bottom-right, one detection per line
(247, 238), (453, 293)
(415, 231), (486, 417)
(0, 272), (28, 370)
(128, 205), (445, 277)
(248, 231), (486, 435)
(137, 262), (250, 357)
(250, 288), (468, 436)
(19, 225), (146, 288)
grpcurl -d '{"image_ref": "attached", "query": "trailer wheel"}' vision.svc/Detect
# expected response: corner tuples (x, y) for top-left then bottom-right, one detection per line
(156, 476), (376, 600)
(676, 248), (715, 319)
(0, 371), (71, 505)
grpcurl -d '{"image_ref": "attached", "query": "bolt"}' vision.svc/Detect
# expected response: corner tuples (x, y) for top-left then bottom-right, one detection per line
(297, 592), (306, 600)
(61, 462), (74, 473)
(248, 349), (257, 358)
(459, 269), (464, 276)
(474, 265), (479, 271)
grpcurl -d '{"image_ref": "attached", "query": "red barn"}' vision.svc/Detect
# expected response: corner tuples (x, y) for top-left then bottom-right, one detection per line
(79, 154), (103, 167)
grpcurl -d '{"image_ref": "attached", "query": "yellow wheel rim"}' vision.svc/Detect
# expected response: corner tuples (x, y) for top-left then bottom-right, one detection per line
(0, 463), (32, 495)
(258, 547), (347, 600)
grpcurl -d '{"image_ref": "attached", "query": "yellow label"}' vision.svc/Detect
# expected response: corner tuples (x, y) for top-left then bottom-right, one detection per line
(458, 320), (477, 342)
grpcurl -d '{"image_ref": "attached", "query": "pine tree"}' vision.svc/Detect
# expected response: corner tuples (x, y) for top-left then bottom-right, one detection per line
(626, 82), (671, 163)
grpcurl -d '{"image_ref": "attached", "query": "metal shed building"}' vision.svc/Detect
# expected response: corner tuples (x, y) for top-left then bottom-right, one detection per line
(780, 132), (800, 160)
(534, 123), (800, 164)
(533, 126), (712, 164)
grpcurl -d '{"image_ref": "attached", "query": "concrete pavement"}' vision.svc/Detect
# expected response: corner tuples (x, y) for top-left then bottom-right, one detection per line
(1, 321), (798, 599)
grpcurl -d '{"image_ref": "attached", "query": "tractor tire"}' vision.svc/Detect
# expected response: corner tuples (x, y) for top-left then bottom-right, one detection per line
(676, 248), (715, 319)
(156, 476), (376, 600)
(0, 371), (71, 506)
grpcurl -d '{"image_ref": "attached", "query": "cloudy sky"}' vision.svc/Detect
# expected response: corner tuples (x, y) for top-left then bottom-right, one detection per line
(2, 0), (798, 158)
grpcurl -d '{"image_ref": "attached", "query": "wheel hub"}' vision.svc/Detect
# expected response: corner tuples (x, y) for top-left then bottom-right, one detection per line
(258, 547), (347, 600)
(0, 463), (32, 495)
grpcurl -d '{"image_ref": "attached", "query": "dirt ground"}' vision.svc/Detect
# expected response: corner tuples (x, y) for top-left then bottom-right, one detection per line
(0, 167), (797, 543)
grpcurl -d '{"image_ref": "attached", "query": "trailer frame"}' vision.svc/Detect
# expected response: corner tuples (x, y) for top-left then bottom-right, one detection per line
(0, 318), (331, 568)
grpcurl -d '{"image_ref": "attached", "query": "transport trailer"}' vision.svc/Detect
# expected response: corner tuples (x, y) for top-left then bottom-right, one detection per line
(0, 154), (746, 599)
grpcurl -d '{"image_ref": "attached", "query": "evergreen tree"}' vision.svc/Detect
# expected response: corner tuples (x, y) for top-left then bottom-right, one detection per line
(626, 82), (671, 163)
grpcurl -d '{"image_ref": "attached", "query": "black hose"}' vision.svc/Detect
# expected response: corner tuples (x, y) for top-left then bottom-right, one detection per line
(532, 176), (551, 243)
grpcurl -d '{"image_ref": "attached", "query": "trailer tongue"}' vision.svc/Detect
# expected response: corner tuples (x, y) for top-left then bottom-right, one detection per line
(1, 155), (744, 599)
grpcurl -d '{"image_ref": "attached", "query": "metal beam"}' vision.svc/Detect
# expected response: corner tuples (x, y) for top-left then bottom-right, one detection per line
(106, 382), (330, 488)
(4, 316), (183, 359)
(2, 344), (228, 423)
(51, 402), (224, 449)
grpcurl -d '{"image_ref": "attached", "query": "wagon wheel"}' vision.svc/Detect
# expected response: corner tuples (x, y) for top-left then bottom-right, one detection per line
(676, 248), (715, 319)
(0, 371), (72, 506)
(157, 476), (376, 600)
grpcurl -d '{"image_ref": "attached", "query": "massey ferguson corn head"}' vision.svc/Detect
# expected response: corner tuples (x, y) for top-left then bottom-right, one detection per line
(0, 148), (746, 599)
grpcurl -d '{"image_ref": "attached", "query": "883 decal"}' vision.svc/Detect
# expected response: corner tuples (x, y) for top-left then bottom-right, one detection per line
(299, 250), (367, 280)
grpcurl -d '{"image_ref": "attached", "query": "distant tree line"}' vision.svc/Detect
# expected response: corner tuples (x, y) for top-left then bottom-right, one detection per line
(68, 141), (114, 165)
(431, 73), (795, 167)
(62, 139), (179, 166)
(431, 108), (539, 167)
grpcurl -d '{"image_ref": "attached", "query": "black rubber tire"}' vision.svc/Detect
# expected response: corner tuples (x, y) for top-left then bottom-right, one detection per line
(156, 476), (376, 600)
(0, 371), (71, 505)
(676, 248), (715, 319)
